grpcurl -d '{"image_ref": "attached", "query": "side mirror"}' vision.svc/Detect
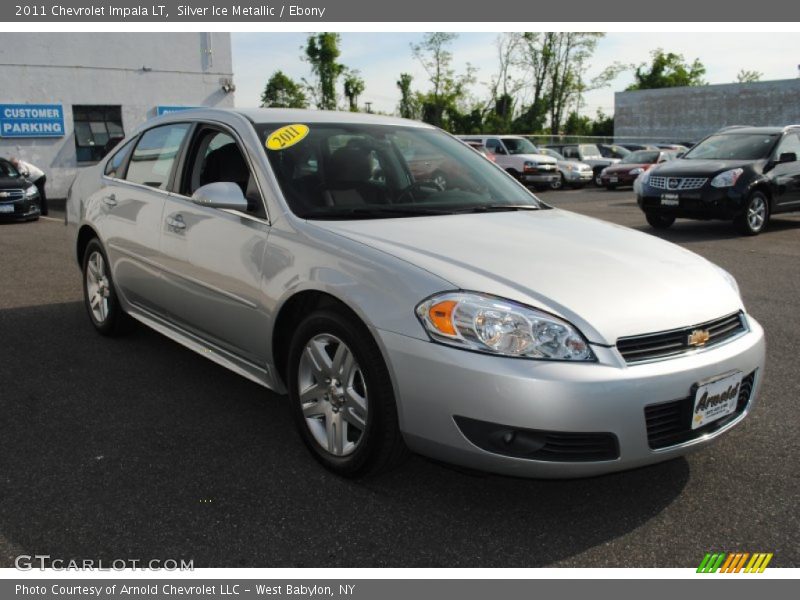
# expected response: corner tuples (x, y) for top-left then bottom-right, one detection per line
(191, 182), (248, 212)
(778, 152), (797, 164)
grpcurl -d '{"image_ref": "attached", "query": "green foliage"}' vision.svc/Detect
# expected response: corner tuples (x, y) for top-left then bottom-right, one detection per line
(736, 69), (762, 83)
(627, 49), (706, 90)
(260, 71), (308, 109)
(304, 33), (345, 110)
(343, 70), (365, 112)
(396, 73), (417, 119)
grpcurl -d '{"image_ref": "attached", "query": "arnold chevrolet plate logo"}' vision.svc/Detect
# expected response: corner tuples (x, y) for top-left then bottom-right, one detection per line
(688, 329), (711, 346)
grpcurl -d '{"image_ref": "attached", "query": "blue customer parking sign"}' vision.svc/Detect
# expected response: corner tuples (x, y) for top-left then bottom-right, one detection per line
(0, 104), (65, 138)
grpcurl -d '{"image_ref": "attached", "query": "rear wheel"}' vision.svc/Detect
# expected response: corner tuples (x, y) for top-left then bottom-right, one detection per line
(735, 191), (769, 235)
(646, 212), (676, 230)
(82, 238), (129, 336)
(287, 309), (408, 477)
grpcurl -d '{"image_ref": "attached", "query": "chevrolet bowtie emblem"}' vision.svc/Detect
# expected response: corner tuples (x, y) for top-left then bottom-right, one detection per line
(688, 329), (711, 347)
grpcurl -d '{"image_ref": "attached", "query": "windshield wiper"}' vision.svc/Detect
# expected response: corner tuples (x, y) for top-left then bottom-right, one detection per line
(449, 204), (541, 214)
(300, 206), (453, 220)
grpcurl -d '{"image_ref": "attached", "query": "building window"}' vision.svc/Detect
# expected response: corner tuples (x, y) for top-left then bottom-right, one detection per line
(72, 105), (124, 163)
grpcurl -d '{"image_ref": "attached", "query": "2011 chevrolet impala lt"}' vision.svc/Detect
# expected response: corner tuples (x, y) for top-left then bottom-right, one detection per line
(65, 109), (766, 478)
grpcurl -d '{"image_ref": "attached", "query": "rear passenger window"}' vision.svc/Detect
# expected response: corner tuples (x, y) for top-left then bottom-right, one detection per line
(125, 123), (190, 189)
(104, 138), (136, 178)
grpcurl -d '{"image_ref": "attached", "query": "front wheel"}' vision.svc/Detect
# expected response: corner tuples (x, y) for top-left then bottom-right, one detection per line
(735, 191), (769, 235)
(646, 212), (676, 230)
(594, 172), (603, 187)
(287, 309), (408, 477)
(550, 173), (565, 190)
(82, 238), (129, 336)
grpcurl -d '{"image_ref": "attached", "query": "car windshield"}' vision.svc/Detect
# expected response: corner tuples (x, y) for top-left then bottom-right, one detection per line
(0, 160), (20, 178)
(541, 148), (564, 160)
(258, 123), (543, 219)
(579, 144), (602, 159)
(500, 138), (539, 155)
(684, 133), (779, 160)
(625, 150), (661, 164)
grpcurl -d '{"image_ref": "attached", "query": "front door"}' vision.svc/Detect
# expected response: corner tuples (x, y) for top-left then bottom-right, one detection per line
(158, 125), (271, 366)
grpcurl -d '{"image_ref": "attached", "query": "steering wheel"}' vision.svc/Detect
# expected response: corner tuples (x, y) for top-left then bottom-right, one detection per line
(395, 180), (441, 204)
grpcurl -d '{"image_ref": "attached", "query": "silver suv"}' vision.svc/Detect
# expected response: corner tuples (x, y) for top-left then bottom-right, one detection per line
(66, 109), (765, 479)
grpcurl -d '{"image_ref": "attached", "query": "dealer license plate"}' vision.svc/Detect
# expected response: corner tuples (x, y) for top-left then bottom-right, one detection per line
(661, 193), (679, 206)
(691, 371), (743, 430)
(0, 204), (14, 213)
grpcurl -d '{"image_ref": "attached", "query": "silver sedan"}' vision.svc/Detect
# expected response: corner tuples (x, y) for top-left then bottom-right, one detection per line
(66, 109), (765, 478)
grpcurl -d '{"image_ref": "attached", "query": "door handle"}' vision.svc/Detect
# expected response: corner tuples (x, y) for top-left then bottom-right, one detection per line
(102, 194), (117, 207)
(166, 214), (186, 231)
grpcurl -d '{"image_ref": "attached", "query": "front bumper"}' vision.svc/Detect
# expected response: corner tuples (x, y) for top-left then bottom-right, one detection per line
(564, 169), (593, 183)
(638, 185), (747, 220)
(601, 173), (637, 186)
(378, 316), (765, 478)
(522, 171), (560, 184)
(0, 194), (41, 221)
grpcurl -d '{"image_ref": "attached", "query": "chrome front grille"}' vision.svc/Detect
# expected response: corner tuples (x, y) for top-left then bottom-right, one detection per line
(648, 176), (707, 191)
(617, 312), (747, 364)
(0, 188), (24, 202)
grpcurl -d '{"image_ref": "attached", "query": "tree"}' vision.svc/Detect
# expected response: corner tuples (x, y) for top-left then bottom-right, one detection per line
(737, 69), (762, 83)
(396, 73), (417, 119)
(627, 49), (706, 90)
(304, 33), (345, 110)
(411, 33), (475, 129)
(343, 70), (365, 112)
(260, 71), (308, 109)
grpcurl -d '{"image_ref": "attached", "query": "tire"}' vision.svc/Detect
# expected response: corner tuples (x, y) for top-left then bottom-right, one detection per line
(594, 171), (603, 187)
(551, 173), (565, 190)
(645, 212), (676, 230)
(287, 308), (408, 477)
(81, 238), (129, 336)
(735, 190), (770, 236)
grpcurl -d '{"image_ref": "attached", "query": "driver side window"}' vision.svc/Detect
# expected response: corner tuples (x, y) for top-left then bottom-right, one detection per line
(776, 133), (800, 160)
(182, 127), (265, 218)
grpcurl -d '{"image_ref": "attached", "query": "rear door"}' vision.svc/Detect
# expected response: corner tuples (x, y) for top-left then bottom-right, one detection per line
(485, 138), (511, 170)
(100, 122), (191, 315)
(771, 132), (800, 210)
(158, 123), (271, 365)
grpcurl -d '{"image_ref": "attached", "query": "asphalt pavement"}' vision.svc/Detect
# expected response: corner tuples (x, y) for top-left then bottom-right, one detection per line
(0, 191), (797, 568)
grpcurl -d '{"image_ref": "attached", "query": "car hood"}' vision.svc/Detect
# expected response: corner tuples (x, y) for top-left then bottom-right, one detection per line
(0, 176), (26, 188)
(604, 163), (650, 174)
(310, 210), (743, 344)
(515, 153), (557, 164)
(651, 158), (756, 177)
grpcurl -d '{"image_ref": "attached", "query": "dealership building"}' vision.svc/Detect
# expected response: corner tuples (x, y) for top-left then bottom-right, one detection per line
(0, 33), (235, 198)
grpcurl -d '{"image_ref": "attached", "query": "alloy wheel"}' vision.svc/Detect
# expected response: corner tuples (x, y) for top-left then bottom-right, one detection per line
(747, 196), (767, 231)
(85, 250), (111, 323)
(297, 334), (368, 456)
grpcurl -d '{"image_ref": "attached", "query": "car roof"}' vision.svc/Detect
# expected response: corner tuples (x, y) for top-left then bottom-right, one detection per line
(147, 107), (435, 129)
(717, 125), (799, 135)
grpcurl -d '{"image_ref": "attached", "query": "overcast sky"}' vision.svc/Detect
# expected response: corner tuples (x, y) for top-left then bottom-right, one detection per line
(231, 32), (799, 117)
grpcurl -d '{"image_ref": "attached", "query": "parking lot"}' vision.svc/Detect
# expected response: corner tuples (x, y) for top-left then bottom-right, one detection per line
(0, 187), (798, 568)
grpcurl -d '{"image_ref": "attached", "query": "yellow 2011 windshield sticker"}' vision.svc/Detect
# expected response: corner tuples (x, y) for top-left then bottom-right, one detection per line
(266, 124), (309, 150)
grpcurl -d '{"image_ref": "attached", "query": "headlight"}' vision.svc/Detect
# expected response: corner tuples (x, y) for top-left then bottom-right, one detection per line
(415, 292), (595, 361)
(24, 185), (37, 197)
(629, 167), (645, 175)
(710, 168), (743, 188)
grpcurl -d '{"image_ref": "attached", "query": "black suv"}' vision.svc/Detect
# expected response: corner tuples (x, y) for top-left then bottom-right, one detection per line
(637, 125), (800, 235)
